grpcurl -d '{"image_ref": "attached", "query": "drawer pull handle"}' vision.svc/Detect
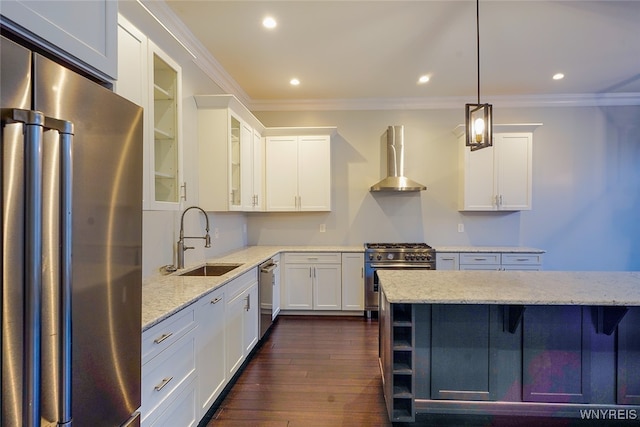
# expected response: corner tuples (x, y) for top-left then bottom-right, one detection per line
(153, 332), (173, 344)
(441, 257), (454, 261)
(516, 258), (529, 262)
(154, 376), (173, 392)
(474, 258), (487, 261)
(211, 297), (222, 304)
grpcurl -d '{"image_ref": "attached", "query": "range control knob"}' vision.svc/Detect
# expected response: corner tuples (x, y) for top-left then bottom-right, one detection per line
(387, 253), (394, 260)
(376, 254), (382, 260)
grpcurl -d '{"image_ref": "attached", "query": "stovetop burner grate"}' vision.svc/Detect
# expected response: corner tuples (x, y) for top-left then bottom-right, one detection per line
(365, 243), (433, 250)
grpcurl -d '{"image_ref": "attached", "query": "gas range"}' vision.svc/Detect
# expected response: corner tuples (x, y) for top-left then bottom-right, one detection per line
(365, 242), (435, 263)
(364, 243), (437, 316)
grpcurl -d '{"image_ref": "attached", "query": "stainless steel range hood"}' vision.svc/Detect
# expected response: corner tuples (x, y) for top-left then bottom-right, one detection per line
(370, 125), (426, 192)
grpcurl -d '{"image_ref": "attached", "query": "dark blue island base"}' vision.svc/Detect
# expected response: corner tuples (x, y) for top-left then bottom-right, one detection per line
(379, 292), (640, 424)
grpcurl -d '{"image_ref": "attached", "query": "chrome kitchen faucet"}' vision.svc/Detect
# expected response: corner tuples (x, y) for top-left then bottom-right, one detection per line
(176, 206), (211, 269)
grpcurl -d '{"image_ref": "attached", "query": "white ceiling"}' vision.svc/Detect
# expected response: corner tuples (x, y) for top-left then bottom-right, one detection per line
(163, 0), (640, 110)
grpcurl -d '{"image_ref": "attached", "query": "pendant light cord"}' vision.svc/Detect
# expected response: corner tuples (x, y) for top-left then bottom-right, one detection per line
(476, 0), (481, 105)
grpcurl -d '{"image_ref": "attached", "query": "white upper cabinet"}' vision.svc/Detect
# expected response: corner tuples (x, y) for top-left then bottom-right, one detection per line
(195, 95), (264, 212)
(265, 134), (332, 212)
(116, 17), (183, 211)
(457, 124), (540, 211)
(1, 0), (117, 80)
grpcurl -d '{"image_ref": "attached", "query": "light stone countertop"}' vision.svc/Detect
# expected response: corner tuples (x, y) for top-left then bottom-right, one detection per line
(378, 270), (640, 306)
(433, 246), (545, 253)
(142, 245), (364, 331)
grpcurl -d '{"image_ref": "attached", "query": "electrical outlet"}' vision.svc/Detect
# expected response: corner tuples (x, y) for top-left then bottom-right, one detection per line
(458, 223), (464, 233)
(319, 224), (326, 233)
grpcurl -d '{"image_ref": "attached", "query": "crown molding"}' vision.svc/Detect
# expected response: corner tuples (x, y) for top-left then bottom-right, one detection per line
(249, 93), (640, 112)
(142, 1), (640, 113)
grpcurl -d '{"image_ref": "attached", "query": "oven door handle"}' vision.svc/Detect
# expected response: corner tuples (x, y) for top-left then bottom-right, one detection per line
(370, 264), (434, 269)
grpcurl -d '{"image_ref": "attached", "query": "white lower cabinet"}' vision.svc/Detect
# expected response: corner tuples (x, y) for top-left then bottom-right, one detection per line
(341, 253), (364, 311)
(195, 288), (225, 419)
(282, 253), (342, 311)
(141, 308), (196, 427)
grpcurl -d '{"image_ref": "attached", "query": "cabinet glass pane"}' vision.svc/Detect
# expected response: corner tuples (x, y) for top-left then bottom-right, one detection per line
(153, 53), (179, 203)
(230, 116), (241, 207)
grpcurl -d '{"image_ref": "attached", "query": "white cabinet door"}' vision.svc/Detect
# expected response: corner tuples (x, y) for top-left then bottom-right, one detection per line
(195, 289), (225, 419)
(272, 255), (281, 319)
(283, 264), (314, 309)
(243, 282), (259, 354)
(341, 253), (364, 311)
(495, 134), (532, 210)
(252, 129), (265, 211)
(459, 132), (533, 211)
(298, 135), (331, 211)
(460, 143), (496, 210)
(115, 17), (147, 106)
(240, 121), (254, 211)
(1, 0), (117, 79)
(266, 136), (299, 211)
(313, 264), (342, 310)
(225, 291), (245, 378)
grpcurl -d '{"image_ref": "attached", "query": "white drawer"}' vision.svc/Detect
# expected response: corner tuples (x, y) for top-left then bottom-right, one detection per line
(284, 252), (341, 264)
(146, 377), (197, 427)
(501, 253), (543, 266)
(142, 307), (195, 365)
(141, 328), (196, 423)
(225, 268), (258, 301)
(460, 253), (501, 265)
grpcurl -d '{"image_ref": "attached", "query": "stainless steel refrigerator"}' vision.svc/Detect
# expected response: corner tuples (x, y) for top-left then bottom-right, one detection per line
(1, 35), (143, 427)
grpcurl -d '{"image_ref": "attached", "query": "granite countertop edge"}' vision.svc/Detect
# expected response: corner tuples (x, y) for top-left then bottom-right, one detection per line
(378, 270), (640, 306)
(142, 245), (364, 331)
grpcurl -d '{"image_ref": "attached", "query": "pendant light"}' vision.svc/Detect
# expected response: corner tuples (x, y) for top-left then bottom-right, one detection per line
(465, 0), (492, 151)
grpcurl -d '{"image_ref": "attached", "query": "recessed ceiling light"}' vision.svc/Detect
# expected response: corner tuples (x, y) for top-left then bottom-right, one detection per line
(553, 73), (565, 80)
(418, 75), (430, 84)
(263, 16), (277, 29)
(290, 78), (300, 86)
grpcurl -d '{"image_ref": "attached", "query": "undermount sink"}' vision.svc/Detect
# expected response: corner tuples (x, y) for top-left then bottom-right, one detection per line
(178, 263), (242, 277)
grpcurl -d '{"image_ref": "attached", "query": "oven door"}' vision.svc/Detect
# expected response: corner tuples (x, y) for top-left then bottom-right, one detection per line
(365, 263), (434, 312)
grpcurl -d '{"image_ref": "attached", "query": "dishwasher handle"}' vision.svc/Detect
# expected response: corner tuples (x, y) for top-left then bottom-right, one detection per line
(260, 262), (277, 273)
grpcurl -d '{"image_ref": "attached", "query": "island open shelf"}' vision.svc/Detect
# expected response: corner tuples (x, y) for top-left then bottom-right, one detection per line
(378, 270), (640, 423)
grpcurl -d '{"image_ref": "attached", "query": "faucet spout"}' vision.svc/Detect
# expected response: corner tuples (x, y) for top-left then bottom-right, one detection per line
(177, 206), (211, 269)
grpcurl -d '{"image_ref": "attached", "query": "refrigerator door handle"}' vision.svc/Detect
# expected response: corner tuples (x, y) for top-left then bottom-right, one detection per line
(45, 117), (74, 426)
(5, 109), (46, 427)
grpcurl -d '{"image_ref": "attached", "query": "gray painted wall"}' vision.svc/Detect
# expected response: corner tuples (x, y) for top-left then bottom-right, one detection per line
(251, 106), (640, 271)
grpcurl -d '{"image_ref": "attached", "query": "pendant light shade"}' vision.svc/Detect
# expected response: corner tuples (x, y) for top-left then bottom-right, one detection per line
(465, 103), (492, 151)
(465, 0), (492, 151)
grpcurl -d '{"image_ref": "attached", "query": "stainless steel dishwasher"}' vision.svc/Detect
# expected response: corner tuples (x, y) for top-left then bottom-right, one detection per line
(259, 259), (278, 339)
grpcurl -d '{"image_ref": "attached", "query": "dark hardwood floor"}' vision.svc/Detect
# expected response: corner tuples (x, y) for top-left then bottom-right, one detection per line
(204, 316), (634, 427)
(205, 315), (389, 427)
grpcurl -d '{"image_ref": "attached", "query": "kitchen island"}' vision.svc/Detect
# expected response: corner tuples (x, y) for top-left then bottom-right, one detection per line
(378, 270), (640, 423)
